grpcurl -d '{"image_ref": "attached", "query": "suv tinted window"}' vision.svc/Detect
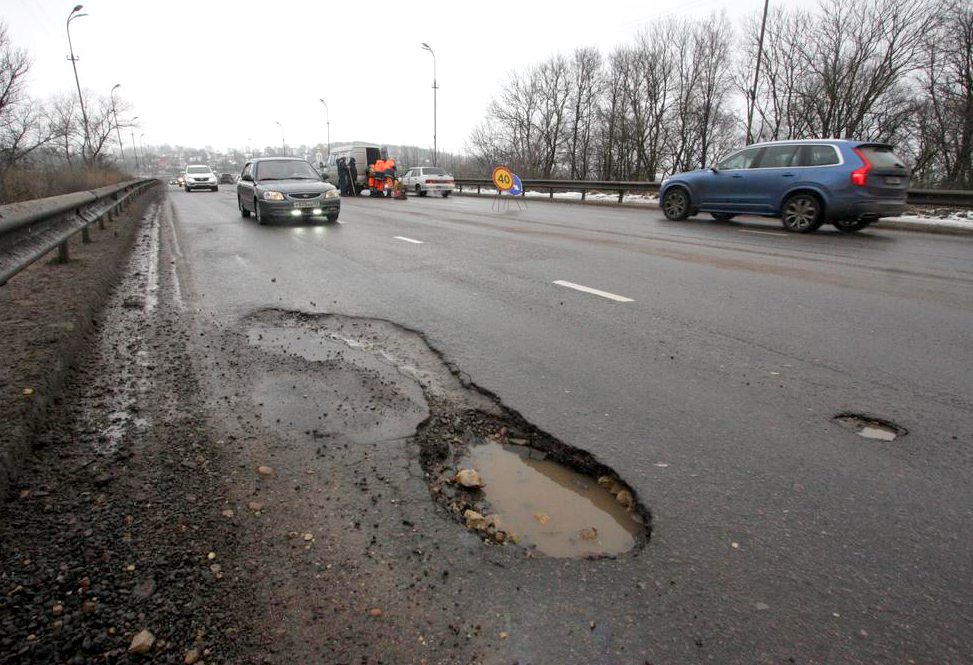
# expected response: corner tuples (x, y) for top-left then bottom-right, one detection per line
(858, 145), (907, 169)
(756, 145), (798, 168)
(366, 148), (381, 166)
(186, 166), (211, 174)
(718, 147), (761, 170)
(799, 145), (840, 167)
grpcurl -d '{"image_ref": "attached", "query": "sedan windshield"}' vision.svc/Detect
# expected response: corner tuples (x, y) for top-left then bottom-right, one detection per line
(256, 160), (320, 181)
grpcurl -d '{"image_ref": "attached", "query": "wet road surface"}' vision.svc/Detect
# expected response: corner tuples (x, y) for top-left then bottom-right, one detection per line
(167, 185), (973, 663)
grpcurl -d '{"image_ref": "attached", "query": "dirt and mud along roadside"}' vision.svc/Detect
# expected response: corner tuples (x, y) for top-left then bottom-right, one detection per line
(2, 191), (662, 665)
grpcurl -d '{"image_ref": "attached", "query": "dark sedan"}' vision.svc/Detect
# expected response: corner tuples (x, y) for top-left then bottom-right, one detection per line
(237, 157), (340, 224)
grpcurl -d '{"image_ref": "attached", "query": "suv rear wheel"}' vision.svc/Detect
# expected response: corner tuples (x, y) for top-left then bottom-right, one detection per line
(662, 188), (691, 220)
(781, 194), (823, 233)
(833, 219), (872, 233)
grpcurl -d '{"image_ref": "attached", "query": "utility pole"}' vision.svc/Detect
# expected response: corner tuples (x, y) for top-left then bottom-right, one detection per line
(110, 84), (125, 169)
(421, 43), (438, 166)
(746, 0), (770, 145)
(276, 121), (286, 156)
(66, 5), (90, 161)
(130, 116), (139, 172)
(318, 99), (330, 158)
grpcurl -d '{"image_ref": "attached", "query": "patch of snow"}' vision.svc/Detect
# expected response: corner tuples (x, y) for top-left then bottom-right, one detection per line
(885, 212), (973, 229)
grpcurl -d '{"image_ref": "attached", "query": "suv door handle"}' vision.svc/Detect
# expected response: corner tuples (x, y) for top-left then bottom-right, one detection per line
(731, 174), (743, 179)
(782, 172), (795, 177)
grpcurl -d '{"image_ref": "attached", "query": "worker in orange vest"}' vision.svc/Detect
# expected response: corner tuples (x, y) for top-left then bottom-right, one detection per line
(371, 158), (386, 196)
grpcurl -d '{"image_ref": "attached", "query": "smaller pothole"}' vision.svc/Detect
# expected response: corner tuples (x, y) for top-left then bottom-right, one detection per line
(422, 412), (650, 559)
(457, 440), (642, 558)
(833, 413), (907, 442)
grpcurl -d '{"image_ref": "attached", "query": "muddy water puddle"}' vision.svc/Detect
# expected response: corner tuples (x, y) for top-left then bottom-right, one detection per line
(460, 441), (641, 558)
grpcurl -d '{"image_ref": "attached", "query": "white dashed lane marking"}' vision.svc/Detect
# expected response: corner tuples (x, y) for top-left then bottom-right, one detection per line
(553, 280), (634, 303)
(394, 236), (425, 244)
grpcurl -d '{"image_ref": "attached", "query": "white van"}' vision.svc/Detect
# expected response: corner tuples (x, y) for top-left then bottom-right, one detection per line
(321, 143), (389, 194)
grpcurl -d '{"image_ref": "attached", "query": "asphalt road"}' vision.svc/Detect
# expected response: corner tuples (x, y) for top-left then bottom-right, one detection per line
(168, 185), (973, 663)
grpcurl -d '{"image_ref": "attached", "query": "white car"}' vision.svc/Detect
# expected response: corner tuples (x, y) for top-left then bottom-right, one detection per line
(400, 167), (455, 197)
(184, 164), (219, 192)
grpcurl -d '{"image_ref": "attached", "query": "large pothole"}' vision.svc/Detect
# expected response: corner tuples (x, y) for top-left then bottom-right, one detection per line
(246, 309), (651, 558)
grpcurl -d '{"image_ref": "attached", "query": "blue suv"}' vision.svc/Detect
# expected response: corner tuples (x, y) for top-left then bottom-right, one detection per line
(658, 140), (910, 233)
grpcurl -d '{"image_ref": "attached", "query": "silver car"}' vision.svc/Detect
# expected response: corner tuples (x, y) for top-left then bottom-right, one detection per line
(400, 167), (455, 197)
(184, 165), (218, 192)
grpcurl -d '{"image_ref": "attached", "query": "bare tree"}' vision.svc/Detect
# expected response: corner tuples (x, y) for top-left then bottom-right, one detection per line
(911, 0), (973, 187)
(564, 47), (602, 178)
(0, 22), (50, 167)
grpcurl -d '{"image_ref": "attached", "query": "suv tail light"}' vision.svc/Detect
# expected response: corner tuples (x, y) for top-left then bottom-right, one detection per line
(851, 148), (871, 186)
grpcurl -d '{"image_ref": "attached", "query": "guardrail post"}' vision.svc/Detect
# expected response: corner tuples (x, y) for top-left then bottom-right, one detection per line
(477, 185), (481, 194)
(81, 225), (90, 243)
(581, 190), (587, 202)
(618, 189), (624, 203)
(58, 241), (69, 263)
(550, 188), (554, 200)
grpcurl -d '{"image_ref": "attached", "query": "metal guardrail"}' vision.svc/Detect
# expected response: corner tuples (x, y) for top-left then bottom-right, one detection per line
(455, 178), (660, 203)
(0, 178), (158, 285)
(454, 178), (973, 208)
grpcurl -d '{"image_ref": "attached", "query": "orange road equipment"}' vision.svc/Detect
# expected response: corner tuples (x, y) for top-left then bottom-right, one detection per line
(384, 158), (396, 196)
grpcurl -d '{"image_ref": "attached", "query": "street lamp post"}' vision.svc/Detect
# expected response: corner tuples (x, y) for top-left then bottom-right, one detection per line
(318, 99), (330, 158)
(139, 133), (146, 172)
(110, 83), (125, 169)
(67, 5), (90, 161)
(275, 121), (286, 156)
(421, 43), (438, 166)
(129, 116), (139, 172)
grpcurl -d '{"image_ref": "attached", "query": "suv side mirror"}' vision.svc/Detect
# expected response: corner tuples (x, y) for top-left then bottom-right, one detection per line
(321, 173), (329, 180)
(710, 167), (719, 174)
(241, 173), (253, 182)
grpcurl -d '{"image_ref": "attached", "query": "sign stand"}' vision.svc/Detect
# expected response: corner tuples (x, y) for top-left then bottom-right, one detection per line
(490, 166), (527, 212)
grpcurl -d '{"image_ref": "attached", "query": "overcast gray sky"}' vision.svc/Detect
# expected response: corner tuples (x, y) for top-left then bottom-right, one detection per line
(3, 0), (808, 154)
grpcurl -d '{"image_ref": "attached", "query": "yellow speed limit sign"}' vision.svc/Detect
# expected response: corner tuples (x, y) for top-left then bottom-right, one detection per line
(493, 166), (514, 191)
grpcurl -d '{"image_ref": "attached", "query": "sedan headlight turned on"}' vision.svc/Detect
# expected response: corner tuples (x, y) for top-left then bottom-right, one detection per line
(236, 157), (341, 225)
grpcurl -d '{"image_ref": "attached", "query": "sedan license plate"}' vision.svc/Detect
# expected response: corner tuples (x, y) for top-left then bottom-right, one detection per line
(885, 176), (902, 185)
(293, 200), (317, 208)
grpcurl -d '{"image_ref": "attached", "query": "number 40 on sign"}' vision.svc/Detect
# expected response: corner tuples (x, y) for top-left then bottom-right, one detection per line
(493, 166), (514, 191)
